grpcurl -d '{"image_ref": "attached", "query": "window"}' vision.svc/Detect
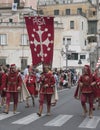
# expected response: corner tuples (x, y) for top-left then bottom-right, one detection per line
(80, 55), (86, 59)
(67, 38), (71, 45)
(14, 0), (20, 6)
(88, 21), (97, 34)
(9, 18), (13, 23)
(71, 53), (78, 60)
(77, 8), (82, 15)
(66, 9), (70, 15)
(21, 34), (29, 46)
(54, 10), (59, 15)
(88, 36), (97, 43)
(39, 10), (44, 15)
(70, 21), (74, 29)
(0, 58), (6, 65)
(63, 37), (71, 45)
(0, 34), (7, 46)
(21, 58), (27, 70)
(93, 11), (96, 16)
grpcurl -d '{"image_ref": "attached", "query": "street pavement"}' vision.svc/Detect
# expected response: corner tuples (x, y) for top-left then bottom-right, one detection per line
(0, 86), (100, 130)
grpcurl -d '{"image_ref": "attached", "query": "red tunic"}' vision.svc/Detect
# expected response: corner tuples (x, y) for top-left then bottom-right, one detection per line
(2, 72), (22, 92)
(92, 71), (100, 98)
(0, 72), (3, 91)
(74, 73), (97, 99)
(79, 74), (93, 93)
(39, 72), (55, 94)
(26, 75), (37, 95)
(93, 75), (100, 98)
(0, 73), (6, 97)
(95, 79), (100, 97)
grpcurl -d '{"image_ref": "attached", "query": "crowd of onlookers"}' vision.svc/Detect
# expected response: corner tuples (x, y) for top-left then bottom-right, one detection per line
(52, 68), (80, 89)
(21, 66), (80, 90)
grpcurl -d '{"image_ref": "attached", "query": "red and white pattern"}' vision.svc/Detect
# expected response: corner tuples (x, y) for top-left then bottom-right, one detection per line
(25, 16), (54, 67)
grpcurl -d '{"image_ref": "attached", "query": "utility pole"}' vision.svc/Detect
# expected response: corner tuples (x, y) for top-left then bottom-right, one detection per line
(61, 37), (69, 69)
(96, 0), (100, 63)
(65, 44), (68, 69)
(61, 37), (74, 69)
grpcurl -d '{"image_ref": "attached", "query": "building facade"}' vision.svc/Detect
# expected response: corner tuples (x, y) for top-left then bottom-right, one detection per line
(0, 0), (98, 72)
(38, 0), (97, 72)
(0, 0), (37, 9)
(0, 0), (37, 70)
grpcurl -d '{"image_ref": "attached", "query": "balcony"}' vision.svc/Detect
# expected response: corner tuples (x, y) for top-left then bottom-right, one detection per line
(0, 2), (25, 9)
(0, 22), (25, 28)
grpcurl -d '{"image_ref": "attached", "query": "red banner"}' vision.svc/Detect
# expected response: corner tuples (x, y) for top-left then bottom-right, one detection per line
(24, 16), (54, 67)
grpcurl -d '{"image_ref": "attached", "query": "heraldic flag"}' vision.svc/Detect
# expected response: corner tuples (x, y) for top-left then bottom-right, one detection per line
(24, 16), (54, 67)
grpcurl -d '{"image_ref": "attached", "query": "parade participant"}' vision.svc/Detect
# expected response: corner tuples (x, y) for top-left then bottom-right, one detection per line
(37, 66), (55, 116)
(25, 66), (38, 107)
(74, 65), (96, 118)
(51, 71), (59, 106)
(17, 68), (30, 103)
(91, 68), (98, 110)
(0, 66), (4, 107)
(93, 67), (100, 109)
(2, 64), (22, 114)
(23, 65), (30, 77)
(35, 69), (41, 92)
(0, 65), (10, 108)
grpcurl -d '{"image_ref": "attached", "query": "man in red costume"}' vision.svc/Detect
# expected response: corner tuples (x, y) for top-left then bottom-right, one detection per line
(74, 65), (96, 118)
(93, 67), (100, 109)
(37, 66), (55, 116)
(25, 66), (38, 107)
(0, 65), (10, 107)
(2, 64), (22, 114)
(0, 66), (5, 107)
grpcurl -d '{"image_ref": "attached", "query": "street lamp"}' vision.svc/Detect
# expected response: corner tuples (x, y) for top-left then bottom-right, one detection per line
(61, 37), (70, 69)
(78, 59), (82, 74)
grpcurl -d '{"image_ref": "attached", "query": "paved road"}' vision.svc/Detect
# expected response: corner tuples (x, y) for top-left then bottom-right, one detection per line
(0, 87), (100, 130)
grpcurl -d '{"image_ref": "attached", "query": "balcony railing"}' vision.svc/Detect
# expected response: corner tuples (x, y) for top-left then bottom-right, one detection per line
(38, 0), (91, 6)
(0, 22), (26, 28)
